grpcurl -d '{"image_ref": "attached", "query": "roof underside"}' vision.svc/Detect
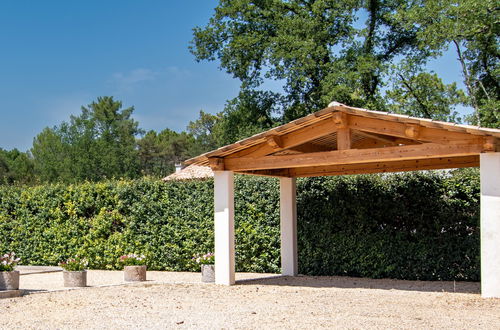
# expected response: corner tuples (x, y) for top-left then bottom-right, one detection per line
(185, 103), (500, 178)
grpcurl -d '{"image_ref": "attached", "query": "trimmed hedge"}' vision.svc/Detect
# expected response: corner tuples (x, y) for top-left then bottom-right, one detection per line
(297, 169), (480, 281)
(0, 177), (281, 273)
(0, 169), (480, 280)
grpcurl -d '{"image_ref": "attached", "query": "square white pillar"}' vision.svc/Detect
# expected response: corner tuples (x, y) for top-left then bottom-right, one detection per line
(480, 152), (500, 298)
(214, 171), (235, 285)
(280, 177), (298, 276)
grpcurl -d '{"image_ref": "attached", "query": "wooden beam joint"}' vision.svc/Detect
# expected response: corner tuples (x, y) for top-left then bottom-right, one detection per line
(484, 137), (499, 152)
(405, 124), (420, 139)
(208, 157), (225, 171)
(332, 112), (348, 129)
(266, 135), (283, 150)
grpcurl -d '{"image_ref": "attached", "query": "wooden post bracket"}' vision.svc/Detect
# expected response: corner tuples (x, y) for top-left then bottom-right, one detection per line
(484, 136), (499, 152)
(208, 157), (225, 171)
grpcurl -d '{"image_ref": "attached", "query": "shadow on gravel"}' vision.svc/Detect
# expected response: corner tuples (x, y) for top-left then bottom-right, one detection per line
(17, 265), (63, 275)
(21, 289), (49, 295)
(237, 275), (480, 294)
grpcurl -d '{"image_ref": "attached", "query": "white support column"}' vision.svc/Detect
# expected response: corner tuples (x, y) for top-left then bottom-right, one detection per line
(480, 153), (500, 298)
(280, 177), (298, 276)
(214, 171), (235, 285)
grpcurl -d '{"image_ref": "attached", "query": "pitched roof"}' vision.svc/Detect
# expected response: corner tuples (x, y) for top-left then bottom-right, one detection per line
(185, 102), (500, 170)
(184, 102), (500, 178)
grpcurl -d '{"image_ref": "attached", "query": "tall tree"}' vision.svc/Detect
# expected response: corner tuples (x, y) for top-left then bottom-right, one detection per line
(31, 127), (70, 182)
(187, 110), (222, 152)
(386, 62), (467, 121)
(398, 0), (499, 127)
(214, 90), (281, 145)
(31, 97), (142, 183)
(137, 129), (198, 177)
(187, 90), (282, 149)
(192, 0), (497, 127)
(191, 0), (428, 120)
(0, 148), (35, 185)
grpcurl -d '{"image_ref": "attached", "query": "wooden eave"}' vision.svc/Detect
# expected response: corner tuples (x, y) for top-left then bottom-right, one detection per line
(185, 102), (500, 178)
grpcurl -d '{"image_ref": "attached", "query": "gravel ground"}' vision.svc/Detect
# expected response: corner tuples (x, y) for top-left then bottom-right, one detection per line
(1, 271), (499, 329)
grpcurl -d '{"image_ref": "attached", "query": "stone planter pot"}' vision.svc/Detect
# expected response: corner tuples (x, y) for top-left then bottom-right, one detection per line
(124, 265), (147, 282)
(0, 270), (20, 290)
(201, 264), (215, 283)
(63, 270), (87, 287)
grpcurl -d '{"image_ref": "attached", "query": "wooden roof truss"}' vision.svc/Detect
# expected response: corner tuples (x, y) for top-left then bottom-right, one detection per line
(186, 103), (500, 178)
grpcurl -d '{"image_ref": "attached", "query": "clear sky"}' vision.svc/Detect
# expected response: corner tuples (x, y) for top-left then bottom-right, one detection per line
(0, 1), (468, 152)
(0, 0), (241, 151)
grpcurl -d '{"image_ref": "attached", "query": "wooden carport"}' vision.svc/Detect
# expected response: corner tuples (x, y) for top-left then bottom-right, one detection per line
(185, 102), (500, 298)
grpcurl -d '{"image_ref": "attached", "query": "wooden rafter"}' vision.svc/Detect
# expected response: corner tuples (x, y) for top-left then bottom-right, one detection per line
(348, 115), (483, 144)
(352, 130), (421, 149)
(226, 117), (339, 158)
(354, 130), (398, 145)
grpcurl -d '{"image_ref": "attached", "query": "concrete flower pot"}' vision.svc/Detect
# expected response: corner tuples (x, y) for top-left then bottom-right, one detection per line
(0, 270), (20, 290)
(63, 270), (87, 287)
(201, 264), (215, 283)
(124, 265), (147, 282)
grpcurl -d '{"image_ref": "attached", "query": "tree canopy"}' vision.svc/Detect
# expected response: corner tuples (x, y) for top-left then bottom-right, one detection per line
(0, 148), (35, 185)
(31, 97), (142, 183)
(191, 0), (498, 126)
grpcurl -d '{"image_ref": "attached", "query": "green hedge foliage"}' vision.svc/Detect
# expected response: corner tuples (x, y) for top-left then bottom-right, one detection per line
(0, 169), (480, 281)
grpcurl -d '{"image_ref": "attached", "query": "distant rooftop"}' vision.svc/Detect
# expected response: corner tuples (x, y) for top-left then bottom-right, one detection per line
(162, 164), (213, 181)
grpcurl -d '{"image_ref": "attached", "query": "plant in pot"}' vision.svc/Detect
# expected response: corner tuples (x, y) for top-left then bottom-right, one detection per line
(59, 256), (88, 287)
(119, 254), (147, 282)
(0, 252), (21, 290)
(194, 252), (215, 283)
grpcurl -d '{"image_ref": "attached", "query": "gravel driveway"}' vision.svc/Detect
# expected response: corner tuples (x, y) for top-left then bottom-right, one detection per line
(1, 271), (499, 329)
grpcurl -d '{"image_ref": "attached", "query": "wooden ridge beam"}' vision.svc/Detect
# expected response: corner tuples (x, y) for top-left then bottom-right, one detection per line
(222, 143), (484, 172)
(332, 112), (348, 129)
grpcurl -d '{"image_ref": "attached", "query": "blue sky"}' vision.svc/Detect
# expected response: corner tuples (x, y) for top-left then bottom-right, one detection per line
(0, 1), (241, 151)
(0, 1), (468, 151)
